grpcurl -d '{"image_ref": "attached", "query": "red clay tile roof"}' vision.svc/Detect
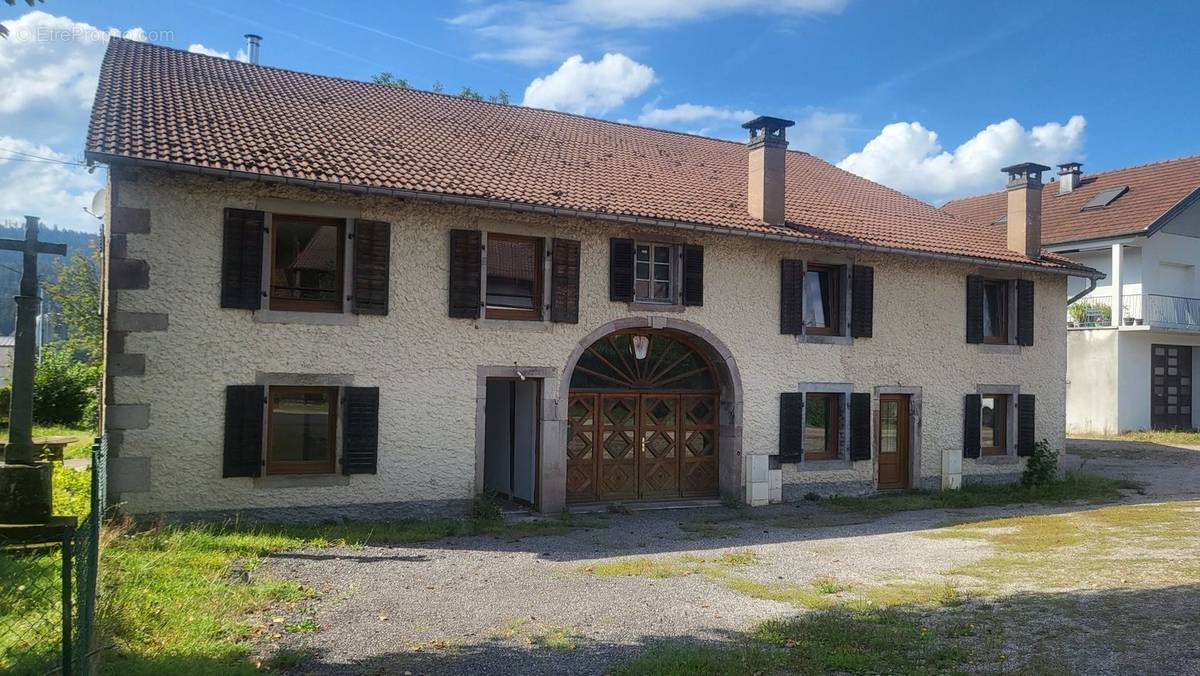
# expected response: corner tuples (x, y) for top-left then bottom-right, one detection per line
(87, 39), (1093, 275)
(943, 157), (1200, 246)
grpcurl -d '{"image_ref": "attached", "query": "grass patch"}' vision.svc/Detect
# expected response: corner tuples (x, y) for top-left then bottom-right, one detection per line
(581, 551), (755, 579)
(528, 625), (578, 650)
(614, 605), (972, 675)
(827, 471), (1123, 515)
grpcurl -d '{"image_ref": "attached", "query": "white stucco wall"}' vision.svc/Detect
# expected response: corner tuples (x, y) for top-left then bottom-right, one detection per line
(107, 170), (1070, 515)
(1066, 328), (1119, 435)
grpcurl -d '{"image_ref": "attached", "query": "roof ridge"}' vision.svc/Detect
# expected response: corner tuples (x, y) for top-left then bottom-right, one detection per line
(945, 154), (1200, 206)
(109, 37), (757, 149)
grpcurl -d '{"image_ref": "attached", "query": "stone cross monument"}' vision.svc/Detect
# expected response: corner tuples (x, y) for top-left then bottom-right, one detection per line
(0, 215), (68, 524)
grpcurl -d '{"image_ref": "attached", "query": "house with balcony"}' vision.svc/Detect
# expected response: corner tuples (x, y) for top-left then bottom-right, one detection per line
(945, 157), (1200, 434)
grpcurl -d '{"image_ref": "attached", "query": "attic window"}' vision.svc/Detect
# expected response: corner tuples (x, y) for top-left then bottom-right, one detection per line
(1081, 186), (1129, 211)
(992, 214), (1008, 225)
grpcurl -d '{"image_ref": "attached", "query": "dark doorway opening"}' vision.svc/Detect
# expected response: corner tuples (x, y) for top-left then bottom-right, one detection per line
(483, 378), (539, 506)
(1152, 345), (1193, 430)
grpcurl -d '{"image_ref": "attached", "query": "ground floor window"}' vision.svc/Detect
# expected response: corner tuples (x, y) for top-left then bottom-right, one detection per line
(980, 394), (1008, 456)
(804, 393), (841, 460)
(267, 385), (338, 474)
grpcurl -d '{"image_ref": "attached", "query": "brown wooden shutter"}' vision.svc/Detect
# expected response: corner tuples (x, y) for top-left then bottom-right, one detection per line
(682, 244), (704, 306)
(849, 392), (872, 461)
(779, 392), (804, 462)
(1017, 394), (1036, 457)
(223, 385), (263, 477)
(780, 259), (804, 335)
(352, 219), (390, 315)
(550, 238), (581, 323)
(609, 238), (635, 302)
(343, 387), (379, 474)
(221, 208), (264, 309)
(1016, 279), (1035, 346)
(963, 394), (982, 458)
(965, 275), (984, 344)
(448, 229), (481, 318)
(850, 265), (874, 338)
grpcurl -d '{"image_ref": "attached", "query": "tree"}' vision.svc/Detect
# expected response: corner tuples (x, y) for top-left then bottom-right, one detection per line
(43, 243), (101, 364)
(371, 72), (510, 104)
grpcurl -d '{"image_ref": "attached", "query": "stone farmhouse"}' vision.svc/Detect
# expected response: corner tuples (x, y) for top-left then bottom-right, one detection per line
(85, 39), (1099, 519)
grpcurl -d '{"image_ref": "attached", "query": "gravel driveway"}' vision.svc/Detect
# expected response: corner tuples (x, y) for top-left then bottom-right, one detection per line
(256, 442), (1200, 675)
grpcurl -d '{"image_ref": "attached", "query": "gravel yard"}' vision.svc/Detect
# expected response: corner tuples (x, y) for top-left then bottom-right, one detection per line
(254, 444), (1200, 675)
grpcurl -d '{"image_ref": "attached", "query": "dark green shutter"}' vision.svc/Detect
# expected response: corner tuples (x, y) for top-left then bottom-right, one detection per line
(780, 259), (804, 335)
(682, 244), (704, 306)
(448, 229), (481, 318)
(550, 238), (581, 323)
(779, 392), (804, 462)
(850, 265), (874, 338)
(223, 385), (263, 477)
(221, 208), (264, 309)
(343, 387), (380, 474)
(609, 238), (634, 302)
(965, 275), (984, 344)
(1016, 279), (1035, 346)
(849, 392), (872, 461)
(1017, 394), (1036, 457)
(352, 219), (391, 315)
(963, 394), (981, 458)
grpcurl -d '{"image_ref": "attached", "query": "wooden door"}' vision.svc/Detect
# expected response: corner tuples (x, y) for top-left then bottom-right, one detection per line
(680, 394), (719, 496)
(1152, 345), (1193, 430)
(598, 394), (639, 500)
(877, 394), (910, 489)
(639, 395), (679, 498)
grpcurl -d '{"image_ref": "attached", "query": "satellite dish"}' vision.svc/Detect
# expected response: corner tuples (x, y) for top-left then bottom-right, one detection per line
(90, 188), (108, 219)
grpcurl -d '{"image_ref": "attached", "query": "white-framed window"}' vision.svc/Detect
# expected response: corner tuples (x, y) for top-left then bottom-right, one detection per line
(634, 242), (675, 303)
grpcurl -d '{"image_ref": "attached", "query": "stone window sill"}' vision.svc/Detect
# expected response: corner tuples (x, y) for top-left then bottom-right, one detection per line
(475, 318), (554, 332)
(792, 458), (853, 472)
(254, 309), (358, 326)
(253, 474), (351, 489)
(976, 344), (1020, 355)
(972, 455), (1021, 465)
(795, 334), (853, 346)
(628, 301), (686, 313)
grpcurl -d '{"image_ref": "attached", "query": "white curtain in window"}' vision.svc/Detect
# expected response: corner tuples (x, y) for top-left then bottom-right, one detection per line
(803, 271), (826, 327)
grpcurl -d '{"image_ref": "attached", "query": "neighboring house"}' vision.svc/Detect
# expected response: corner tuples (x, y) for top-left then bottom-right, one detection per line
(85, 39), (1099, 521)
(0, 335), (13, 385)
(945, 158), (1200, 435)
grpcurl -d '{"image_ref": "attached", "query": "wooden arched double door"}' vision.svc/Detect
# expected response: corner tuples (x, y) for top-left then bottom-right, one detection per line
(566, 332), (719, 503)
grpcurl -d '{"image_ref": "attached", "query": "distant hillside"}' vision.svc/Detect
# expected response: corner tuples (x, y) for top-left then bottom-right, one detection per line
(0, 221), (102, 337)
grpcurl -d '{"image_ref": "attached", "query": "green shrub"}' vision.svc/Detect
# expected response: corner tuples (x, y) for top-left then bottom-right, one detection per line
(33, 345), (99, 427)
(1021, 439), (1059, 488)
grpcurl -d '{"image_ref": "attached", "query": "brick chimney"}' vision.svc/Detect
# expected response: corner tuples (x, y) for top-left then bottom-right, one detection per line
(1001, 162), (1050, 259)
(742, 116), (795, 225)
(1057, 161), (1082, 195)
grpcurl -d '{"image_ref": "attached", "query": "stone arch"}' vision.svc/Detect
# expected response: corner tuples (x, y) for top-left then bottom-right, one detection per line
(543, 317), (743, 511)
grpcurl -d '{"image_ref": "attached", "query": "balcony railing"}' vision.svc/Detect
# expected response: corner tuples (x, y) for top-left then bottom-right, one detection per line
(1067, 295), (1113, 328)
(1070, 293), (1200, 330)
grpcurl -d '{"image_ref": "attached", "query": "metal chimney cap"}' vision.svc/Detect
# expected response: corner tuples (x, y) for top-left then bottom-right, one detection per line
(244, 33), (263, 40)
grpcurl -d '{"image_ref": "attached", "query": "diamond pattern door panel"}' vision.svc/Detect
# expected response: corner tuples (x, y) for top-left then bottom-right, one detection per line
(639, 396), (679, 498)
(566, 395), (597, 503)
(599, 395), (639, 500)
(680, 395), (719, 497)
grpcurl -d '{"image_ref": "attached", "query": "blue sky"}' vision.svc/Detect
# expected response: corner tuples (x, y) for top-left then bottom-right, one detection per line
(2, 0), (1198, 231)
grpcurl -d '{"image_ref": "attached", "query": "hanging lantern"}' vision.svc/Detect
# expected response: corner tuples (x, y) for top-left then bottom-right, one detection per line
(630, 334), (650, 360)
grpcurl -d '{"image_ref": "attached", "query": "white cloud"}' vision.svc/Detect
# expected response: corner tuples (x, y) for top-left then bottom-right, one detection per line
(0, 11), (146, 143)
(634, 103), (756, 126)
(523, 53), (655, 115)
(450, 0), (846, 63)
(0, 11), (149, 230)
(187, 43), (250, 62)
(837, 116), (1087, 203)
(0, 136), (102, 232)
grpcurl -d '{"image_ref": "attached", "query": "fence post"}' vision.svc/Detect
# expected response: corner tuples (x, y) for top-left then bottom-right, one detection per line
(61, 524), (73, 676)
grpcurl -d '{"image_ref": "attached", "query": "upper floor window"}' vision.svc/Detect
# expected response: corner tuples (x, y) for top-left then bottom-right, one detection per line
(804, 263), (843, 336)
(270, 215), (345, 313)
(982, 280), (1009, 344)
(635, 242), (675, 303)
(486, 233), (543, 321)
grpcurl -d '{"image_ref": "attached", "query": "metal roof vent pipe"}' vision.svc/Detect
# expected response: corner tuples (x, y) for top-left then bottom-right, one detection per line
(1057, 161), (1083, 195)
(741, 116), (795, 225)
(244, 34), (262, 64)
